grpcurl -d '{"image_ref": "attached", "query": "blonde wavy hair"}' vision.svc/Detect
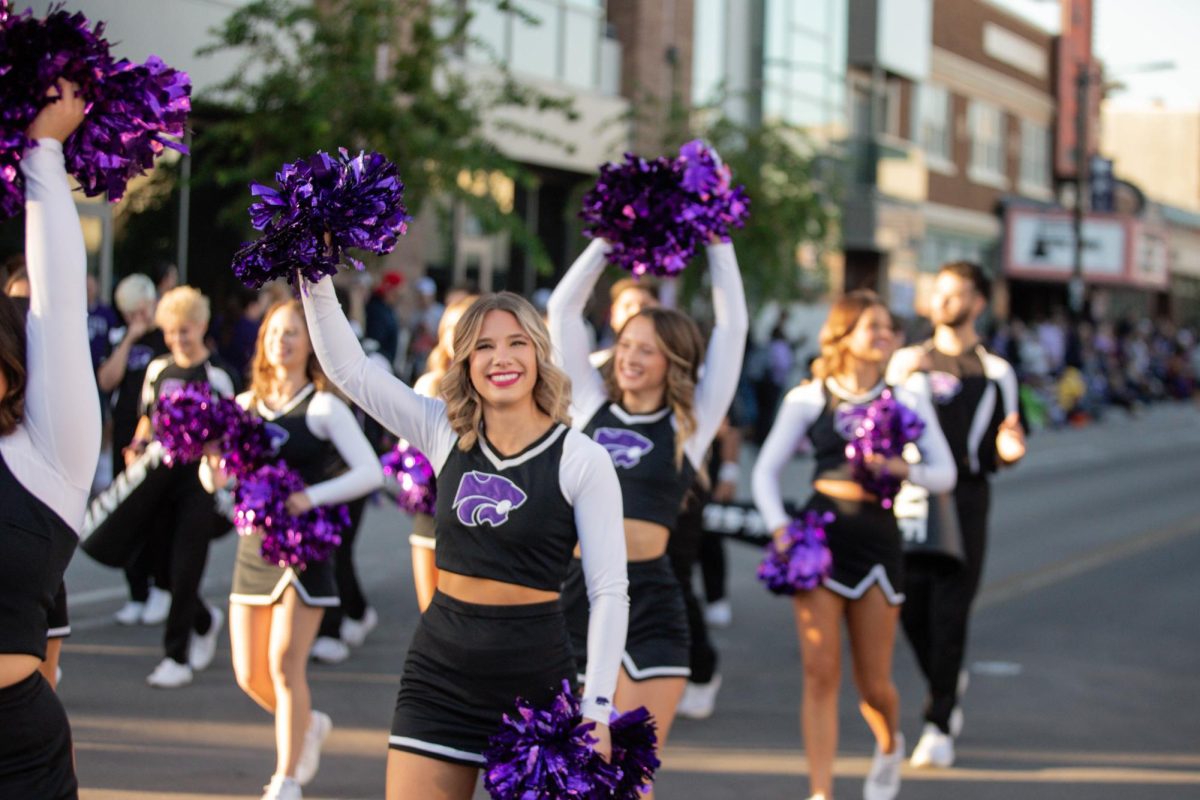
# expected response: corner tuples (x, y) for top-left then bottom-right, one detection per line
(420, 293), (480, 394)
(155, 285), (210, 328)
(247, 300), (330, 402)
(810, 289), (891, 381)
(441, 292), (571, 452)
(601, 308), (705, 470)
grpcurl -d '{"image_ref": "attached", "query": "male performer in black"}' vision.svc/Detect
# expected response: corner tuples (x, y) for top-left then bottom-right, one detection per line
(887, 261), (1026, 768)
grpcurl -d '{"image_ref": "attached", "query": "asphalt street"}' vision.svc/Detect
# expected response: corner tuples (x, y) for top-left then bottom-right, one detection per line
(61, 402), (1200, 799)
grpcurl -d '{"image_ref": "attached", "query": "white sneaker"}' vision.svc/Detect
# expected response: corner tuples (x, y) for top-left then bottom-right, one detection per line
(147, 658), (193, 688)
(910, 723), (955, 768)
(676, 675), (722, 720)
(863, 731), (904, 800)
(310, 636), (350, 664)
(294, 710), (331, 786)
(703, 599), (732, 628)
(949, 705), (964, 738)
(260, 774), (302, 800)
(114, 600), (146, 626)
(339, 607), (378, 647)
(141, 587), (172, 625)
(188, 604), (224, 672)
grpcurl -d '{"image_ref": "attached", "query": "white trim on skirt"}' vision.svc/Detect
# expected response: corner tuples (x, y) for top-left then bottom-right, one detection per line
(824, 564), (905, 606)
(388, 736), (487, 765)
(229, 569), (340, 608)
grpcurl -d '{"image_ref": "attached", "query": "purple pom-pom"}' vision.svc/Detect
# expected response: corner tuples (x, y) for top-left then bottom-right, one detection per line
(231, 148), (410, 290)
(233, 462), (348, 569)
(483, 680), (597, 800)
(0, 5), (190, 218)
(589, 706), (660, 799)
(838, 389), (926, 508)
(65, 54), (191, 203)
(219, 407), (278, 480)
(152, 383), (236, 467)
(756, 510), (835, 595)
(381, 440), (436, 516)
(580, 139), (749, 278)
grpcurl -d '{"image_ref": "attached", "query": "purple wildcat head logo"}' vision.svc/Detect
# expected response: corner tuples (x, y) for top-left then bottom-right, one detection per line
(128, 344), (154, 372)
(928, 371), (962, 405)
(263, 422), (290, 451)
(594, 427), (654, 469)
(452, 471), (527, 527)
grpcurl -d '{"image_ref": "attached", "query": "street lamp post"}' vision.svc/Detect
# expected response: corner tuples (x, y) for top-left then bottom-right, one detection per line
(1070, 66), (1088, 321)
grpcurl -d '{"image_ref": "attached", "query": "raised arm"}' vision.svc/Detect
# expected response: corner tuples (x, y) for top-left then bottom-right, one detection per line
(21, 88), (100, 491)
(562, 432), (629, 724)
(303, 392), (384, 506)
(751, 382), (823, 533)
(546, 239), (612, 422)
(687, 242), (749, 465)
(300, 276), (453, 469)
(899, 373), (957, 494)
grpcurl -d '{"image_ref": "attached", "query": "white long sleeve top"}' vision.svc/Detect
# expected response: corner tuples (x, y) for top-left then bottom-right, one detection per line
(546, 238), (749, 470)
(0, 140), (101, 532)
(752, 374), (957, 533)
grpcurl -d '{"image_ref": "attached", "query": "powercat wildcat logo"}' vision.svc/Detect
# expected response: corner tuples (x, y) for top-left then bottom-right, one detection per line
(593, 428), (654, 469)
(928, 371), (963, 405)
(452, 471), (527, 527)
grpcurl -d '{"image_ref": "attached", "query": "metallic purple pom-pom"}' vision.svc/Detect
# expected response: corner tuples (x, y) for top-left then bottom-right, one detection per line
(483, 680), (597, 800)
(153, 383), (235, 467)
(589, 706), (660, 799)
(0, 5), (190, 218)
(838, 389), (926, 508)
(231, 148), (410, 290)
(219, 407), (278, 480)
(233, 462), (347, 569)
(579, 140), (749, 278)
(756, 510), (835, 595)
(65, 54), (191, 203)
(381, 440), (436, 516)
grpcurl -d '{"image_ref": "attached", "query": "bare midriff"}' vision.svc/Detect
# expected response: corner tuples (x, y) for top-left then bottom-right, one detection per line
(437, 571), (560, 605)
(813, 478), (879, 504)
(0, 654), (42, 689)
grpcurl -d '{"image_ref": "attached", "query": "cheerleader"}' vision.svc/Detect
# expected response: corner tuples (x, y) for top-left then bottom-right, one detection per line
(408, 292), (476, 613)
(886, 261), (1025, 768)
(752, 290), (956, 800)
(548, 236), (748, 795)
(0, 81), (98, 799)
(202, 299), (382, 800)
(128, 285), (237, 688)
(300, 281), (628, 800)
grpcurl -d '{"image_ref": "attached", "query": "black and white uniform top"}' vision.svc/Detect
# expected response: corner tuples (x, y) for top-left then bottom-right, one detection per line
(300, 276), (629, 724)
(140, 355), (237, 420)
(887, 342), (1019, 480)
(0, 139), (102, 657)
(219, 385), (382, 606)
(752, 377), (956, 602)
(547, 239), (749, 529)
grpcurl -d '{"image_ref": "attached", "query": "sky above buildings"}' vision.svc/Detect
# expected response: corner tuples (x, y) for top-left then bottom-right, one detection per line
(992, 0), (1200, 109)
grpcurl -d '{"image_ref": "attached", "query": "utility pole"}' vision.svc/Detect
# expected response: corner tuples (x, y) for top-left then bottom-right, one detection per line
(1069, 65), (1088, 321)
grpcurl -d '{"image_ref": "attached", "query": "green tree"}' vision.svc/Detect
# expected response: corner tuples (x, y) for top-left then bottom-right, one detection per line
(194, 0), (578, 273)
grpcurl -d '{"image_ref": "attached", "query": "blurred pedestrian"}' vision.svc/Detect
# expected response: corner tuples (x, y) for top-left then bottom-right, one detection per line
(887, 262), (1025, 769)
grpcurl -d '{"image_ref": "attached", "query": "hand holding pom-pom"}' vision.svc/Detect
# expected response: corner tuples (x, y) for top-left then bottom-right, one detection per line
(839, 389), (925, 508)
(757, 510), (835, 595)
(381, 440), (436, 516)
(231, 148), (409, 290)
(153, 384), (237, 467)
(233, 463), (347, 569)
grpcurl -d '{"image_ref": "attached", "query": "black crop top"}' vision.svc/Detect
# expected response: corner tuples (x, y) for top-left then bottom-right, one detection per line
(582, 403), (696, 528)
(435, 424), (580, 592)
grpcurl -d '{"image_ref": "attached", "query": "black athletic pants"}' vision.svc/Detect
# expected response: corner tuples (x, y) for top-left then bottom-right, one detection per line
(901, 476), (990, 733)
(318, 498), (369, 639)
(162, 471), (215, 665)
(667, 492), (719, 685)
(699, 528), (727, 605)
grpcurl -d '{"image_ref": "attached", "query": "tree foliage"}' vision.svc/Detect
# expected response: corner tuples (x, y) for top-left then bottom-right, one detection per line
(194, 0), (578, 271)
